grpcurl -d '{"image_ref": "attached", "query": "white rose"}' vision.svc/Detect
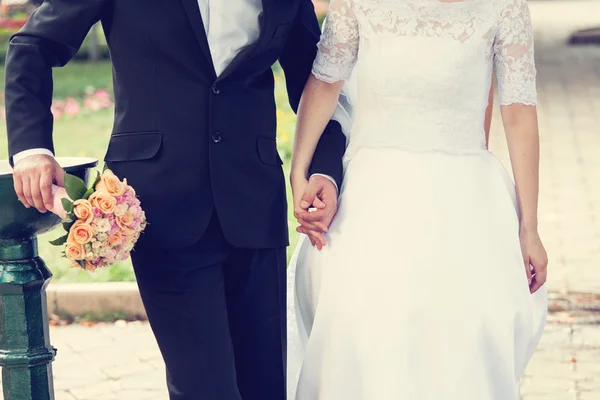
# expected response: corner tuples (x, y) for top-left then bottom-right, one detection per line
(96, 232), (109, 242)
(93, 219), (111, 233)
(114, 203), (129, 217)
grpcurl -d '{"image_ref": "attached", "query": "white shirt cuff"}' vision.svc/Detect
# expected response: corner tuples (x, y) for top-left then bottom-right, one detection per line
(13, 149), (55, 165)
(310, 173), (338, 193)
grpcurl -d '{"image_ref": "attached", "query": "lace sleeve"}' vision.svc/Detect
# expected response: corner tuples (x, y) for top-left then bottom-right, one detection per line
(493, 0), (537, 105)
(312, 0), (359, 83)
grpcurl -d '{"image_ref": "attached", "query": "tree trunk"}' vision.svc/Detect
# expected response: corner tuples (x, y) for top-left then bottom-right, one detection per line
(88, 23), (101, 62)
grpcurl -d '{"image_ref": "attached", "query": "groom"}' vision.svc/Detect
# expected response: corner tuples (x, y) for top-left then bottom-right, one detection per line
(5, 1), (346, 399)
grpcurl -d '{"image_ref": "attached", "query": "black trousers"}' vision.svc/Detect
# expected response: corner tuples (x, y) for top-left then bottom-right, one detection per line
(131, 212), (286, 400)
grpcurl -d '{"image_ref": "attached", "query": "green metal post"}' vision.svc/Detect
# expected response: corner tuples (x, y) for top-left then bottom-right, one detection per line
(0, 238), (56, 400)
(0, 157), (97, 400)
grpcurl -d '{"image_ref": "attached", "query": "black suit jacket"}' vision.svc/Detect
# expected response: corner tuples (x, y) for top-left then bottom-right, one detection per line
(5, 0), (347, 249)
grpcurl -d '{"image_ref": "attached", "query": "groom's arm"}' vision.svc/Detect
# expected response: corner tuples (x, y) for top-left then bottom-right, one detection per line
(5, 0), (108, 165)
(6, 0), (107, 211)
(279, 0), (347, 189)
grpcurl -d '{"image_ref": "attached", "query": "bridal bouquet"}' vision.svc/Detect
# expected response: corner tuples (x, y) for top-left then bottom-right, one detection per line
(50, 167), (147, 271)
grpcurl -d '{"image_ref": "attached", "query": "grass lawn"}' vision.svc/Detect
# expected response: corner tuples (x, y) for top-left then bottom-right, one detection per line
(0, 61), (302, 283)
(0, 61), (114, 99)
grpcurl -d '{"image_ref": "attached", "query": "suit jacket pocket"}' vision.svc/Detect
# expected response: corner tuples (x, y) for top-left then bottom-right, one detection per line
(104, 131), (163, 162)
(257, 136), (283, 166)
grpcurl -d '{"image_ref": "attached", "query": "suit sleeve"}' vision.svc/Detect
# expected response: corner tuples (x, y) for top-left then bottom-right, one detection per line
(279, 0), (347, 188)
(5, 0), (108, 163)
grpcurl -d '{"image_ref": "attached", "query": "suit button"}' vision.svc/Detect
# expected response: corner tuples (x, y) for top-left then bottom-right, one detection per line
(212, 132), (222, 143)
(212, 85), (221, 95)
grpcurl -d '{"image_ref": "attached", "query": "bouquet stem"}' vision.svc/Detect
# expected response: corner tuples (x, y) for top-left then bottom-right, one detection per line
(50, 185), (68, 220)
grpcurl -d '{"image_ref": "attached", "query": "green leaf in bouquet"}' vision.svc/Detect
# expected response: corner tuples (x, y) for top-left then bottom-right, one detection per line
(92, 170), (101, 189)
(77, 260), (86, 270)
(63, 220), (75, 232)
(61, 197), (74, 213)
(64, 173), (88, 200)
(83, 186), (95, 200)
(49, 234), (69, 246)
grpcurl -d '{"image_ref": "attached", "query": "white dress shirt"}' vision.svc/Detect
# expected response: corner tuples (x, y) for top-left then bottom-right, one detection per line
(15, 0), (350, 191)
(197, 0), (262, 77)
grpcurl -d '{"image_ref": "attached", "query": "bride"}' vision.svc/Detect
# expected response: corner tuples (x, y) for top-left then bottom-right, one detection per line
(287, 0), (548, 399)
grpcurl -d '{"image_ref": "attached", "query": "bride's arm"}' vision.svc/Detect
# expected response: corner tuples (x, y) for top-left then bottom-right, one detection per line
(495, 0), (548, 293)
(501, 105), (540, 231)
(291, 78), (344, 188)
(290, 0), (359, 236)
(484, 79), (494, 148)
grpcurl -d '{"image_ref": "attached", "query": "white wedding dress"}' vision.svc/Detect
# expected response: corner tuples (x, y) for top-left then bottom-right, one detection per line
(287, 0), (547, 399)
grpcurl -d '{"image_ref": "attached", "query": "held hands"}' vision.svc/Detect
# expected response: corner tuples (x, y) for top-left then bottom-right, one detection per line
(13, 154), (65, 213)
(292, 174), (338, 251)
(520, 227), (548, 294)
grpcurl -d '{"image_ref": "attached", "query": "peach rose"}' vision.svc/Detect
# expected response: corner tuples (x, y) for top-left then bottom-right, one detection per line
(84, 261), (98, 271)
(65, 241), (85, 260)
(95, 169), (126, 196)
(119, 225), (137, 237)
(121, 230), (137, 245)
(89, 191), (117, 214)
(117, 213), (137, 236)
(125, 183), (135, 196)
(108, 231), (123, 247)
(118, 212), (134, 227)
(68, 221), (95, 245)
(73, 199), (94, 224)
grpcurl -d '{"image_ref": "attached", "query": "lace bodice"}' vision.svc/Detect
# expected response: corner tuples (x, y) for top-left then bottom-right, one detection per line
(313, 0), (537, 158)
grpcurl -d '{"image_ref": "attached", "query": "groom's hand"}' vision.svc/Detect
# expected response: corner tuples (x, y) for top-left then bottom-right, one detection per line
(13, 154), (65, 213)
(294, 175), (338, 250)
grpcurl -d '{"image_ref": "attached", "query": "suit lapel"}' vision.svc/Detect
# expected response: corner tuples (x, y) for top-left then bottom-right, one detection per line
(179, 0), (216, 78)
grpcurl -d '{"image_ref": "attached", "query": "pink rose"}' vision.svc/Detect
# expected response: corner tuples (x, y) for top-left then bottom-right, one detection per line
(109, 222), (120, 236)
(93, 208), (103, 218)
(129, 205), (142, 218)
(105, 248), (118, 260)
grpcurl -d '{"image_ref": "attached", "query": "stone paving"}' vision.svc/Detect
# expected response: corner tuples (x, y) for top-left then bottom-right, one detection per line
(2, 1), (600, 399)
(38, 322), (168, 400)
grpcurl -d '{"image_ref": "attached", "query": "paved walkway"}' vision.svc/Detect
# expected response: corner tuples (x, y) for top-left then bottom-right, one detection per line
(2, 1), (600, 399)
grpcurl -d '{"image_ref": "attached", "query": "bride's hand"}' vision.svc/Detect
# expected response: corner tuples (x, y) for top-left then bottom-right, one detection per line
(295, 175), (338, 250)
(291, 173), (327, 249)
(519, 228), (548, 294)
